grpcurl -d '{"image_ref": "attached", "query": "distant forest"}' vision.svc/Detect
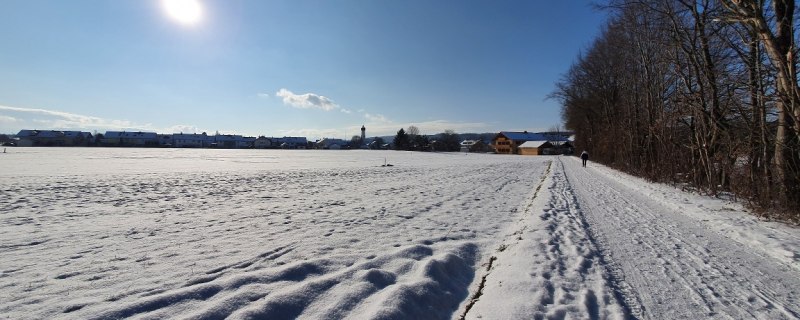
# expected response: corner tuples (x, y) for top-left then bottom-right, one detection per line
(552, 0), (800, 222)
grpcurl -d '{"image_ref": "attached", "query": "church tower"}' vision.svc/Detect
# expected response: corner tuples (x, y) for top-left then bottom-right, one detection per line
(360, 125), (366, 143)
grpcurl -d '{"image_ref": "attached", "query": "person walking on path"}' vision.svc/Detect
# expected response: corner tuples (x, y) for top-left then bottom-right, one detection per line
(580, 150), (589, 167)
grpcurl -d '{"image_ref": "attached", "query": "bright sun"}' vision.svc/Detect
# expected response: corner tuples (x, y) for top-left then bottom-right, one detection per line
(162, 0), (203, 26)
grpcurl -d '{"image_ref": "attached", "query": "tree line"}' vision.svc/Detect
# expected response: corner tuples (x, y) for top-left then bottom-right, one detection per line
(552, 0), (799, 222)
(392, 126), (491, 152)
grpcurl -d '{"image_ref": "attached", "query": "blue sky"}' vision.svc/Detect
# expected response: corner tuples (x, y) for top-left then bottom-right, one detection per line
(0, 0), (606, 139)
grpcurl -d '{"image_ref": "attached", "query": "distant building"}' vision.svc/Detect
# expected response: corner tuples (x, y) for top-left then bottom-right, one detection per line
(274, 137), (308, 149)
(316, 138), (347, 150)
(211, 134), (244, 148)
(240, 136), (256, 148)
(518, 141), (555, 155)
(368, 140), (388, 150)
(492, 131), (566, 155)
(460, 140), (489, 153)
(173, 133), (209, 148)
(103, 131), (159, 146)
(254, 136), (273, 149)
(16, 130), (93, 147)
(157, 134), (174, 147)
(13, 128), (308, 150)
(493, 131), (547, 154)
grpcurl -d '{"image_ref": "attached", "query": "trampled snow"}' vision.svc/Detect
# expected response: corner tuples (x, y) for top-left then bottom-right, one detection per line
(1, 148), (798, 319)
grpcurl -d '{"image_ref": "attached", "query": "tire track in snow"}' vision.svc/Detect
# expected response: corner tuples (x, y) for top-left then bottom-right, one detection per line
(465, 159), (627, 319)
(458, 160), (552, 319)
(563, 157), (800, 319)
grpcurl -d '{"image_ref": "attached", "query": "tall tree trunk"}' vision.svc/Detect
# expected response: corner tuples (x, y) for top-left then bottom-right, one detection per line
(722, 0), (800, 212)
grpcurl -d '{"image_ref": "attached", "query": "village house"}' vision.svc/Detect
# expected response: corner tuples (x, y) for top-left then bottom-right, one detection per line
(254, 136), (273, 149)
(518, 140), (555, 155)
(63, 131), (94, 146)
(275, 137), (308, 149)
(157, 134), (173, 147)
(16, 130), (93, 147)
(103, 131), (159, 146)
(316, 138), (347, 150)
(172, 133), (209, 148)
(460, 140), (489, 153)
(368, 140), (389, 150)
(492, 131), (569, 155)
(241, 136), (256, 148)
(492, 131), (550, 154)
(211, 134), (244, 148)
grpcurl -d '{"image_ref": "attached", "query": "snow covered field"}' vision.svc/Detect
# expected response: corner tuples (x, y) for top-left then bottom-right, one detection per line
(1, 148), (798, 319)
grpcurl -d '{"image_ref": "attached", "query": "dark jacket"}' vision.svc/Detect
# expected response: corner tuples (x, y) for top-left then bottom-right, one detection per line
(580, 151), (589, 160)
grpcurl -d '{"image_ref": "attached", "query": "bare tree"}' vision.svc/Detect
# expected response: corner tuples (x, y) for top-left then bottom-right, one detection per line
(553, 0), (799, 221)
(719, 0), (800, 215)
(406, 126), (420, 137)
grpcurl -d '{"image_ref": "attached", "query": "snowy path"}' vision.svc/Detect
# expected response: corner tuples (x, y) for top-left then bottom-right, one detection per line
(562, 157), (800, 319)
(466, 156), (800, 319)
(465, 159), (625, 319)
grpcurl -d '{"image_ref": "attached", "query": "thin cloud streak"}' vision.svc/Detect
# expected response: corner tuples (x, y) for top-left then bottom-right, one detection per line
(0, 105), (136, 129)
(0, 104), (208, 135)
(0, 114), (18, 123)
(1, 104), (492, 139)
(364, 113), (390, 123)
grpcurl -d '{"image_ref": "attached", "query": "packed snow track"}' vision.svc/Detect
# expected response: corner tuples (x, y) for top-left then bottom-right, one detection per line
(560, 157), (800, 319)
(465, 156), (799, 320)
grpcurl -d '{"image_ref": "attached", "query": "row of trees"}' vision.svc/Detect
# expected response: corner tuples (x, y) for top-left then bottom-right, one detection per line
(553, 0), (800, 222)
(393, 126), (466, 152)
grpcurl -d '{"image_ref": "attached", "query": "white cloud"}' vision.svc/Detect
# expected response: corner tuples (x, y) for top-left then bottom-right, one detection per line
(0, 115), (18, 123)
(164, 124), (201, 134)
(275, 88), (340, 111)
(257, 93), (270, 98)
(340, 108), (352, 114)
(364, 113), (390, 123)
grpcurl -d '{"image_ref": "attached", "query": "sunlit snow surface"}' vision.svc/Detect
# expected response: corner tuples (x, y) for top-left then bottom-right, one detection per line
(1, 148), (549, 319)
(2, 148), (799, 319)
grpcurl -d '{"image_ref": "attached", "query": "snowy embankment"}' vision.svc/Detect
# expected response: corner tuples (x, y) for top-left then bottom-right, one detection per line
(0, 148), (549, 319)
(2, 148), (798, 319)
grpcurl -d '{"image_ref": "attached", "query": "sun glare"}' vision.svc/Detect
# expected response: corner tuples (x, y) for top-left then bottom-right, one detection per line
(162, 0), (203, 26)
